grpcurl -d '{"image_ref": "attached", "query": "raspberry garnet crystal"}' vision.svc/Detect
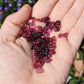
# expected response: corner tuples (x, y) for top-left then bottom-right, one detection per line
(18, 17), (67, 73)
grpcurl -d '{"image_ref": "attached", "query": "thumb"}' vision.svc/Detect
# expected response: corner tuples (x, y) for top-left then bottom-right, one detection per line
(0, 4), (31, 42)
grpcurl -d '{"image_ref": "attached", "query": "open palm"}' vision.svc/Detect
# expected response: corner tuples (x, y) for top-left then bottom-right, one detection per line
(0, 0), (84, 84)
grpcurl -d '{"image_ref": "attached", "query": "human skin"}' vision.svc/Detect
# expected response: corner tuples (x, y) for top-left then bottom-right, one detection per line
(0, 0), (84, 84)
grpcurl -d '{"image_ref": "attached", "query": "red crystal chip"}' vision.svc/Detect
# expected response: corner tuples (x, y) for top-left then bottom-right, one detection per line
(45, 59), (52, 63)
(63, 33), (68, 37)
(36, 68), (44, 73)
(58, 33), (64, 38)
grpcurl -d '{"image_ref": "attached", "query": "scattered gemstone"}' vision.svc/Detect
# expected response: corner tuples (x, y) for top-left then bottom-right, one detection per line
(36, 68), (44, 73)
(58, 33), (68, 38)
(18, 17), (68, 73)
(63, 33), (68, 37)
(58, 33), (64, 38)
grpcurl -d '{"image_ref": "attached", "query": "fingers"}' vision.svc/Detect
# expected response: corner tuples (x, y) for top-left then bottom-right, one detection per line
(68, 10), (84, 52)
(0, 4), (31, 42)
(61, 0), (84, 32)
(32, 0), (58, 18)
(49, 0), (75, 21)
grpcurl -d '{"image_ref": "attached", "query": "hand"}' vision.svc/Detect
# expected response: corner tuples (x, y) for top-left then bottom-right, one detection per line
(0, 0), (84, 84)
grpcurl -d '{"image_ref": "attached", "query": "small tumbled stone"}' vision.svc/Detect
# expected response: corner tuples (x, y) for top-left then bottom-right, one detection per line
(63, 33), (68, 37)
